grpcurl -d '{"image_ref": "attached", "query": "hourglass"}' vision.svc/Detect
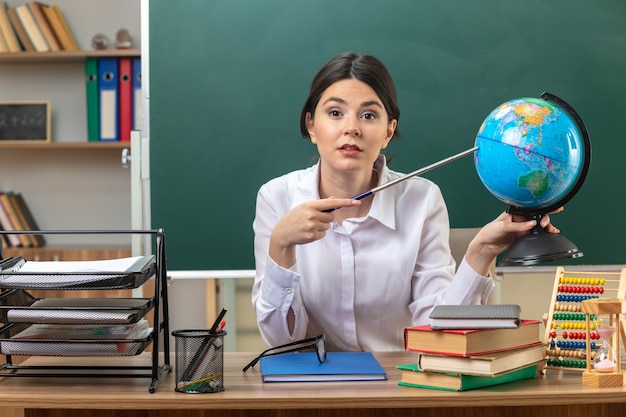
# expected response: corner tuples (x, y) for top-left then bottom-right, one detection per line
(581, 298), (626, 387)
(594, 315), (617, 373)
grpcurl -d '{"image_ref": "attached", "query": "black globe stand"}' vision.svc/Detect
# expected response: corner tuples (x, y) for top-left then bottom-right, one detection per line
(491, 92), (591, 267)
(500, 212), (583, 266)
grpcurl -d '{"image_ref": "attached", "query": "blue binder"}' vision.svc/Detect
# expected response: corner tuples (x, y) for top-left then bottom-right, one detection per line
(132, 57), (142, 131)
(98, 57), (119, 141)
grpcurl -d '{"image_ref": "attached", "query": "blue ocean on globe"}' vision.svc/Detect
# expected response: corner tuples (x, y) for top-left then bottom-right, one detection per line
(474, 97), (584, 211)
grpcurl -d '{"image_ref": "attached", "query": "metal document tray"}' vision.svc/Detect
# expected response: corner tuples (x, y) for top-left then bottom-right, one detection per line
(0, 256), (156, 290)
(0, 326), (153, 357)
(0, 297), (154, 325)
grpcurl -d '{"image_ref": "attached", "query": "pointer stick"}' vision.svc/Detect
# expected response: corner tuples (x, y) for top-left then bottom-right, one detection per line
(324, 146), (478, 212)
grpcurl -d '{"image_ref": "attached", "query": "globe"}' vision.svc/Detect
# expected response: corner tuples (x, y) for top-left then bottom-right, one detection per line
(474, 95), (589, 214)
(473, 92), (591, 265)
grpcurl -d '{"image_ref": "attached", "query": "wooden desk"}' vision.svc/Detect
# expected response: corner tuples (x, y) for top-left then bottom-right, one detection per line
(0, 352), (625, 417)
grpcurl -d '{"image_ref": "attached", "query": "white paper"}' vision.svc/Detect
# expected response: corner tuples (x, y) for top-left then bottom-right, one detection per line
(0, 257), (147, 288)
(16, 257), (144, 273)
(7, 310), (135, 324)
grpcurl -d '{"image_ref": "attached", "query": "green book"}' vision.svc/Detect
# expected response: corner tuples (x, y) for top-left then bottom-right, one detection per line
(85, 57), (99, 142)
(397, 362), (538, 392)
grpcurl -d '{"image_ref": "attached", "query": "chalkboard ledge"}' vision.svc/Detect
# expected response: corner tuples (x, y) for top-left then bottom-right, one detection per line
(496, 264), (626, 274)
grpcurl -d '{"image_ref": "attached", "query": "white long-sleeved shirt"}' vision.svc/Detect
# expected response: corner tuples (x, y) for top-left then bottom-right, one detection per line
(252, 155), (493, 352)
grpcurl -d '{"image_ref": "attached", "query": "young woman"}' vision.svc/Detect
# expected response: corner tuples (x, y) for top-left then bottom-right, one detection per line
(252, 52), (559, 351)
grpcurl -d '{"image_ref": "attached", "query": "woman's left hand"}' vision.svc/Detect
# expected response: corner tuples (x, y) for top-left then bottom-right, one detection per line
(465, 208), (563, 275)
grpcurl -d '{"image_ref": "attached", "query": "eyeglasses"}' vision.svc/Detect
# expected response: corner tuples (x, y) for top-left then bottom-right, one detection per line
(242, 334), (326, 372)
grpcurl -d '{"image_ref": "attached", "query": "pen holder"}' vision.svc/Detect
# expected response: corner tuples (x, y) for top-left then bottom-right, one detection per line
(172, 329), (226, 393)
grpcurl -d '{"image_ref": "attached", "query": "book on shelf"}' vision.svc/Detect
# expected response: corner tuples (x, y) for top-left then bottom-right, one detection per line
(0, 196), (21, 248)
(0, 20), (7, 52)
(27, 1), (60, 51)
(429, 304), (521, 330)
(0, 1), (21, 52)
(404, 319), (541, 356)
(6, 6), (35, 52)
(40, 3), (77, 51)
(0, 191), (43, 248)
(15, 4), (48, 52)
(6, 192), (37, 248)
(397, 362), (539, 392)
(259, 351), (387, 382)
(0, 192), (30, 248)
(10, 192), (45, 247)
(416, 343), (546, 377)
(51, 4), (78, 50)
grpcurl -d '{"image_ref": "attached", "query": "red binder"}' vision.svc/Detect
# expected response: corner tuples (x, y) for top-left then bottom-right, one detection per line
(118, 57), (132, 142)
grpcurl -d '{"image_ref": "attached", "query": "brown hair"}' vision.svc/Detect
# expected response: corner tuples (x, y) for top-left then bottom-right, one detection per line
(299, 52), (401, 140)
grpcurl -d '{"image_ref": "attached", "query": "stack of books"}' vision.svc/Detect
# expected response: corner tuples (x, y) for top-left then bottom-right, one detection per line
(399, 304), (546, 391)
(0, 191), (45, 249)
(0, 2), (78, 53)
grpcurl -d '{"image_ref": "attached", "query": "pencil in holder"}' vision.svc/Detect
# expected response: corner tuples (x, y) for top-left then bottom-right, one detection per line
(172, 329), (226, 393)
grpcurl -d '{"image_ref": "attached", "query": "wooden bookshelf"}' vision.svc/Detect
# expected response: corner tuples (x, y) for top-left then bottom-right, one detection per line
(0, 49), (136, 241)
(0, 1), (140, 279)
(0, 49), (137, 150)
(0, 142), (129, 150)
(0, 49), (140, 63)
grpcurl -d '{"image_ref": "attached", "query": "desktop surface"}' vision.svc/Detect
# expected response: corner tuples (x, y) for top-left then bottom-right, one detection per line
(0, 352), (625, 417)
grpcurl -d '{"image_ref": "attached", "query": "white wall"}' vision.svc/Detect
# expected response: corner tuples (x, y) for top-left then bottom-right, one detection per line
(496, 266), (626, 345)
(496, 269), (557, 326)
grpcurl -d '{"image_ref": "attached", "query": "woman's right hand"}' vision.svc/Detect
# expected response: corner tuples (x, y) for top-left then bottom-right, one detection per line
(269, 198), (359, 268)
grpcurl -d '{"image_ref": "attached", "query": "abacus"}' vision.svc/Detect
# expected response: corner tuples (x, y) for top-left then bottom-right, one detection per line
(543, 267), (626, 373)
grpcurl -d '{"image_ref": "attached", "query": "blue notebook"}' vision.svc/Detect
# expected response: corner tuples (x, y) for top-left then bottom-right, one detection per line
(259, 351), (387, 382)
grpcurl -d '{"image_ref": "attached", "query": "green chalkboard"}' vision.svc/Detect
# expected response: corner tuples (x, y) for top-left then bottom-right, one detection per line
(149, 0), (626, 270)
